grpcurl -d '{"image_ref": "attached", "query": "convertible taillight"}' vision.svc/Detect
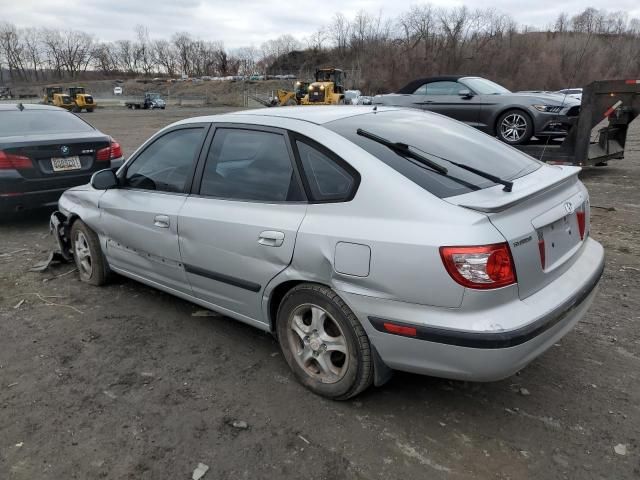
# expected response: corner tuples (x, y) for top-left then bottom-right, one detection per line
(439, 243), (517, 289)
(96, 140), (122, 161)
(0, 150), (33, 170)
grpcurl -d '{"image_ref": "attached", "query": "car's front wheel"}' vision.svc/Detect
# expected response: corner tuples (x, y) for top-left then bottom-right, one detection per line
(276, 284), (373, 400)
(496, 109), (533, 145)
(70, 220), (108, 286)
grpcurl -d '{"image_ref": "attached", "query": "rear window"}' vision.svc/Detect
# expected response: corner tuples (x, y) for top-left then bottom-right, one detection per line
(325, 110), (541, 198)
(0, 110), (94, 137)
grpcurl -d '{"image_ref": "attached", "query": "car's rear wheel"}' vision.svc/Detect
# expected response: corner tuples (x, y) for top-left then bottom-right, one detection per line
(70, 220), (108, 286)
(276, 284), (373, 400)
(497, 109), (533, 145)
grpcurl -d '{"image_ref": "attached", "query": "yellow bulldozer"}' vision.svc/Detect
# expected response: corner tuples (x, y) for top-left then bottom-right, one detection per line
(68, 86), (96, 112)
(300, 67), (346, 105)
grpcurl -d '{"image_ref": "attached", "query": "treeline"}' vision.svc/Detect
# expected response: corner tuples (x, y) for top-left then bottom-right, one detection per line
(1, 6), (639, 91)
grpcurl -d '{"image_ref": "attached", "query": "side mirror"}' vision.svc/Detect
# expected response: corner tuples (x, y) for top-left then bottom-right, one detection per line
(459, 89), (474, 98)
(91, 168), (119, 190)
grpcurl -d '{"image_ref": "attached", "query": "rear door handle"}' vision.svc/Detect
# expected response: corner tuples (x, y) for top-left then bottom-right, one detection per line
(258, 230), (285, 247)
(154, 214), (170, 228)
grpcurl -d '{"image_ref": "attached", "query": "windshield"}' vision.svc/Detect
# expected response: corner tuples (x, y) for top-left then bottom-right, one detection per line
(0, 110), (94, 137)
(148, 93), (160, 99)
(462, 77), (511, 95)
(325, 110), (540, 198)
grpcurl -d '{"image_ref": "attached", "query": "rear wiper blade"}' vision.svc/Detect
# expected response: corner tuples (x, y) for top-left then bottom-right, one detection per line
(438, 157), (513, 192)
(356, 128), (513, 192)
(357, 128), (448, 175)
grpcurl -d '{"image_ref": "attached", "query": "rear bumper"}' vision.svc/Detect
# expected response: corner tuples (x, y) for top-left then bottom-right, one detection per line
(340, 238), (604, 381)
(0, 158), (122, 214)
(0, 186), (69, 214)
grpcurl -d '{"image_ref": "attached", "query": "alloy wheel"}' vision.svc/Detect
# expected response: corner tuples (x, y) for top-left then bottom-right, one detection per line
(287, 303), (349, 384)
(74, 231), (93, 278)
(500, 113), (528, 142)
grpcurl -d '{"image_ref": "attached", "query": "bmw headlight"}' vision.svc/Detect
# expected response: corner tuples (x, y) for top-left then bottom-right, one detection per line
(533, 104), (563, 113)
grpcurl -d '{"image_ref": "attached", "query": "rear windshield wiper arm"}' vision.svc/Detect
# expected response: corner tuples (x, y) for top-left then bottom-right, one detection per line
(357, 128), (448, 175)
(356, 128), (513, 192)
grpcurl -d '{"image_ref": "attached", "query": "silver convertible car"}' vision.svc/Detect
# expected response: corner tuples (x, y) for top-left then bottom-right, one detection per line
(51, 107), (604, 400)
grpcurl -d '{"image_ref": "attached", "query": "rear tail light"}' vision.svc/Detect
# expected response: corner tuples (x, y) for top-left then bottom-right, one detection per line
(576, 204), (586, 240)
(0, 150), (33, 170)
(439, 243), (516, 289)
(96, 140), (122, 162)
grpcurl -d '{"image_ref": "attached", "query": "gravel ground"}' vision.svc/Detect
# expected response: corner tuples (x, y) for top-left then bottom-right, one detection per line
(0, 108), (638, 479)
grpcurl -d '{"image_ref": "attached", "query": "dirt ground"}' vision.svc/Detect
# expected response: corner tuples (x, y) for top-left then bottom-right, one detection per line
(1, 107), (639, 480)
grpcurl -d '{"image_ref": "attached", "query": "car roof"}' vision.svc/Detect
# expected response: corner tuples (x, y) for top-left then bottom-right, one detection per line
(0, 103), (63, 112)
(396, 76), (477, 94)
(180, 106), (403, 126)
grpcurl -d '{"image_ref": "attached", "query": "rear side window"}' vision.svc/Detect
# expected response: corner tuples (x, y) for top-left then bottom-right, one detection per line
(326, 110), (541, 198)
(199, 128), (304, 202)
(124, 127), (204, 193)
(0, 110), (94, 136)
(296, 140), (356, 202)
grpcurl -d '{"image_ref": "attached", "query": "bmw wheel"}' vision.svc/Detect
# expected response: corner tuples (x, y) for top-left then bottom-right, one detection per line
(497, 109), (533, 145)
(277, 284), (373, 400)
(70, 220), (108, 286)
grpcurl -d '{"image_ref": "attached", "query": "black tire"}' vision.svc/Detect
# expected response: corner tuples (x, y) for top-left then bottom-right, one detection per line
(70, 220), (108, 286)
(86, 109), (94, 113)
(496, 109), (534, 145)
(276, 284), (373, 400)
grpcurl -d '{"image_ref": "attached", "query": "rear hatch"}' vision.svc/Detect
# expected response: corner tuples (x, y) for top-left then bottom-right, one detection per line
(2, 132), (111, 192)
(446, 165), (590, 299)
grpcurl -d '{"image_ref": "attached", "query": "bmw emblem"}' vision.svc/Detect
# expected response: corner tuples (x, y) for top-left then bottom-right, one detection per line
(60, 145), (70, 156)
(564, 202), (574, 214)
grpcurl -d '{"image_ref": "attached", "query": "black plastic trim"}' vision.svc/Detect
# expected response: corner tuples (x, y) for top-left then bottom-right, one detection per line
(184, 264), (261, 293)
(369, 260), (604, 349)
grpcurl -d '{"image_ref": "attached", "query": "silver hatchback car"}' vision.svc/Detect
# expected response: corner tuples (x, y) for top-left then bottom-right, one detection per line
(51, 107), (604, 400)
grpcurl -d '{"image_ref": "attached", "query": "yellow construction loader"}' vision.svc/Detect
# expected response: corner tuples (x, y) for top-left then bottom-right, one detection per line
(68, 86), (96, 112)
(43, 86), (63, 104)
(52, 93), (74, 111)
(301, 68), (346, 105)
(272, 81), (310, 106)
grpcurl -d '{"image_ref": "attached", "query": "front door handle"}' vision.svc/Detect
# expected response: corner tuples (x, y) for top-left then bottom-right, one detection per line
(153, 214), (170, 228)
(258, 230), (285, 247)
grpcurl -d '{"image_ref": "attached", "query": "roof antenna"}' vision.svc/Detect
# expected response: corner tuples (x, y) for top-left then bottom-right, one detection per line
(17, 103), (24, 111)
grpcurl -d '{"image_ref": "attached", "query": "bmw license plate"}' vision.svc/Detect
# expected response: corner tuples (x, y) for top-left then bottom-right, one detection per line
(51, 156), (81, 171)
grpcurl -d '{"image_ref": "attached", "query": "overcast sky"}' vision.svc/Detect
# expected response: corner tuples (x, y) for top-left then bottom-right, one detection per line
(3, 0), (640, 48)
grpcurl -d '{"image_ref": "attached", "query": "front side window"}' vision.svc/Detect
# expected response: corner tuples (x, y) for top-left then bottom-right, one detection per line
(296, 140), (356, 202)
(461, 77), (511, 95)
(124, 127), (204, 193)
(200, 128), (303, 202)
(413, 84), (427, 95)
(425, 81), (464, 95)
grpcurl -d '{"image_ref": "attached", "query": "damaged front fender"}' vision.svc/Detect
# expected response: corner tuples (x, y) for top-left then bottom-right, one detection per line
(50, 211), (73, 261)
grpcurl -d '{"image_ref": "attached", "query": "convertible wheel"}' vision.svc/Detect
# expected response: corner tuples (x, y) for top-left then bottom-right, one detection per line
(70, 220), (108, 286)
(497, 109), (533, 145)
(277, 284), (373, 400)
